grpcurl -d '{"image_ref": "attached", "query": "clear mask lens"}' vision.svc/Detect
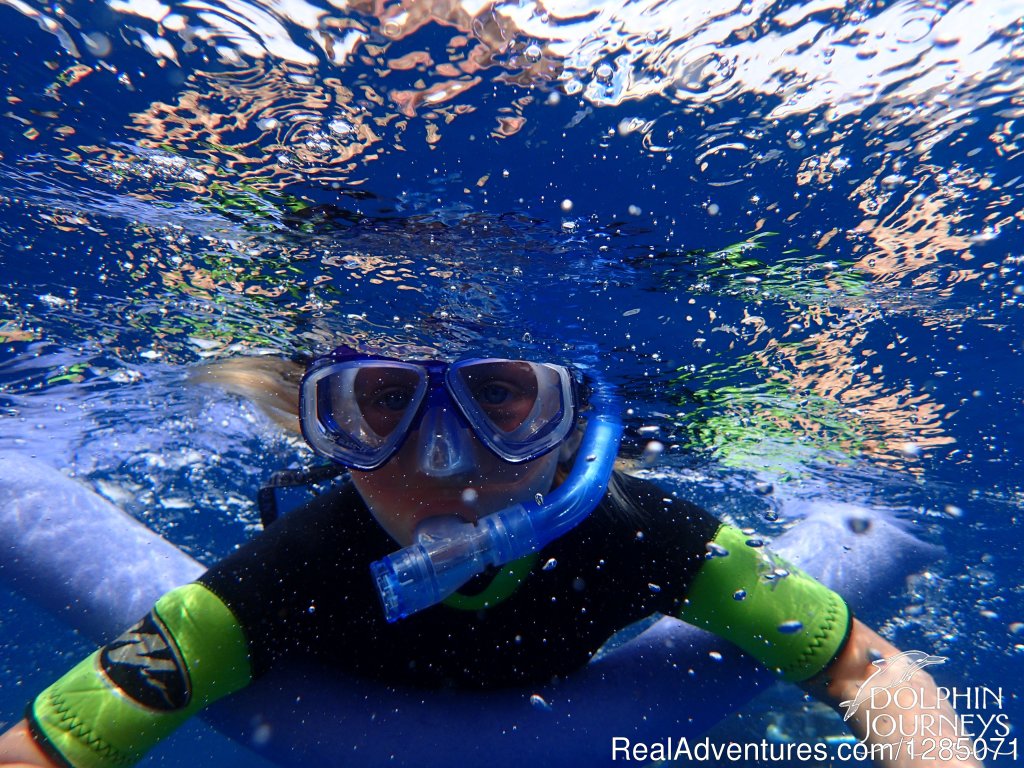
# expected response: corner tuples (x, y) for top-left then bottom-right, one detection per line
(449, 360), (574, 461)
(304, 362), (428, 469)
(301, 357), (576, 469)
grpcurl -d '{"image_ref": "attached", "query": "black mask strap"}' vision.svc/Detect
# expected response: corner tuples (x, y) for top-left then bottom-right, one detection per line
(257, 464), (347, 528)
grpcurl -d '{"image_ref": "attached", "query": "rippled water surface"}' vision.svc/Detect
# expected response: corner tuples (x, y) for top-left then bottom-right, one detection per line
(1, 0), (1023, 765)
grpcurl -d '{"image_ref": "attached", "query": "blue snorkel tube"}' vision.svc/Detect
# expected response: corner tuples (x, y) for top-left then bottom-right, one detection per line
(371, 376), (623, 623)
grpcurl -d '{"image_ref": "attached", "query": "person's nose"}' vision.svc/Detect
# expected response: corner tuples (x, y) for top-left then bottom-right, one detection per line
(415, 394), (476, 478)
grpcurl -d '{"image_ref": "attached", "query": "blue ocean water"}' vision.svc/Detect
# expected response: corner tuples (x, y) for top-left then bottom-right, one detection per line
(0, 1), (1022, 766)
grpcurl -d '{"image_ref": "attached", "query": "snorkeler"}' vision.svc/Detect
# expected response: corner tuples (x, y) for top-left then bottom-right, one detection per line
(0, 347), (981, 768)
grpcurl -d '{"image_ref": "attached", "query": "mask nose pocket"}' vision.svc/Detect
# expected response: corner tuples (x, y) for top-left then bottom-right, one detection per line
(417, 403), (476, 477)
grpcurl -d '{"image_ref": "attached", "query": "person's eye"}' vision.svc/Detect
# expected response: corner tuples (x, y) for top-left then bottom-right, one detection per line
(374, 388), (414, 411)
(476, 381), (515, 405)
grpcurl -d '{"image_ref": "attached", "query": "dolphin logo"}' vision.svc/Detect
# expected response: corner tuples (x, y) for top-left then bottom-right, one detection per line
(839, 650), (946, 721)
(100, 611), (192, 710)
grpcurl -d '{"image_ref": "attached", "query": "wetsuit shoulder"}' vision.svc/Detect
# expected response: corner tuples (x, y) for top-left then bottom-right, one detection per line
(571, 471), (723, 615)
(198, 478), (393, 676)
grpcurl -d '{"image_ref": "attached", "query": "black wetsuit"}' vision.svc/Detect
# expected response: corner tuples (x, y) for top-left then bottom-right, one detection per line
(28, 472), (853, 768)
(199, 473), (720, 689)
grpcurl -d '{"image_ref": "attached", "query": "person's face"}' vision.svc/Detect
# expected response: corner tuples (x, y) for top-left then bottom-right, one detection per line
(349, 427), (561, 545)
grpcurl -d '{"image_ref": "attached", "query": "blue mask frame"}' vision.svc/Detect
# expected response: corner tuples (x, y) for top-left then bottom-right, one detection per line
(299, 349), (580, 471)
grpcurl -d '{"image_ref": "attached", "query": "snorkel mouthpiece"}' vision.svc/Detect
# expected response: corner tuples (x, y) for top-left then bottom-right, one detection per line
(372, 377), (623, 622)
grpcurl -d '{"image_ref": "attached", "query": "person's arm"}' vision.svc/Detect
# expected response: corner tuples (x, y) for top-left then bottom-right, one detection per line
(675, 522), (980, 768)
(0, 476), (360, 768)
(0, 583), (251, 768)
(804, 619), (984, 768)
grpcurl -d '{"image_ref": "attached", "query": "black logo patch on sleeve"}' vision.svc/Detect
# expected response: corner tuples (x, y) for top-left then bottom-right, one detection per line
(100, 611), (192, 711)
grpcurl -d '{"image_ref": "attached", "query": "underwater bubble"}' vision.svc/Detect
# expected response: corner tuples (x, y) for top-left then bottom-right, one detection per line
(745, 538), (764, 548)
(82, 31), (112, 58)
(543, 558), (557, 571)
(530, 694), (553, 712)
(764, 509), (779, 522)
(535, 493), (544, 505)
(944, 504), (964, 518)
(900, 442), (921, 458)
(628, 204), (642, 216)
(897, 14), (935, 43)
(257, 117), (280, 131)
(778, 620), (804, 634)
(641, 441), (664, 462)
(755, 482), (774, 495)
(1009, 622), (1024, 635)
(733, 589), (747, 601)
(617, 118), (645, 136)
(706, 203), (720, 216)
(328, 119), (354, 136)
(462, 488), (478, 504)
(648, 583), (662, 593)
(709, 651), (723, 662)
(524, 44), (542, 61)
(596, 63), (613, 81)
(847, 517), (871, 534)
(39, 294), (67, 308)
(638, 425), (660, 436)
(706, 542), (729, 558)
(560, 198), (573, 212)
(251, 722), (272, 746)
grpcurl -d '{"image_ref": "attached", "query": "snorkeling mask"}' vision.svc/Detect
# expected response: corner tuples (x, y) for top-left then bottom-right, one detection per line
(299, 350), (579, 473)
(299, 348), (623, 622)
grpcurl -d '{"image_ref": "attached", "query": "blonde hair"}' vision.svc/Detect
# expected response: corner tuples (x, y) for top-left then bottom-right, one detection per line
(189, 356), (305, 434)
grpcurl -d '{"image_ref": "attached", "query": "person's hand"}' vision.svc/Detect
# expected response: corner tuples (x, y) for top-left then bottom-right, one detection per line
(0, 719), (60, 768)
(804, 619), (983, 768)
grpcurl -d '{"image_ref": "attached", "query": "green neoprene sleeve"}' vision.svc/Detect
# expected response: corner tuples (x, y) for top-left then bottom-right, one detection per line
(28, 583), (251, 768)
(679, 524), (852, 682)
(442, 554), (538, 611)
